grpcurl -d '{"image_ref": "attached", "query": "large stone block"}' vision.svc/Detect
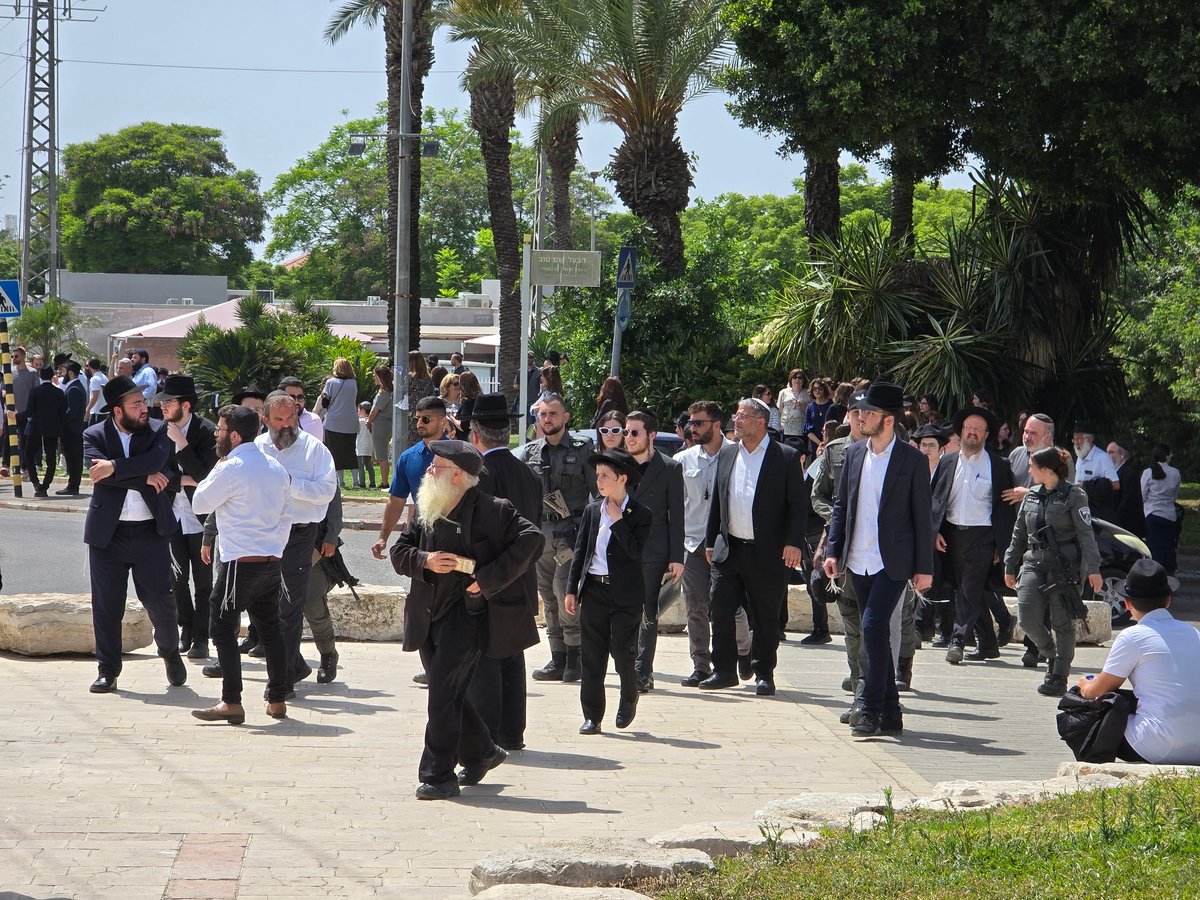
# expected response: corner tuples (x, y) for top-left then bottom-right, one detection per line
(755, 792), (890, 829)
(0, 594), (152, 656)
(1007, 599), (1111, 645)
(1056, 761), (1200, 780)
(303, 583), (406, 642)
(474, 887), (652, 899)
(649, 821), (818, 858)
(468, 839), (713, 895)
(930, 773), (1125, 809)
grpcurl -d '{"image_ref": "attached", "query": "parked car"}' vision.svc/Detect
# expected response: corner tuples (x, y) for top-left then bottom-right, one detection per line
(1087, 518), (1153, 626)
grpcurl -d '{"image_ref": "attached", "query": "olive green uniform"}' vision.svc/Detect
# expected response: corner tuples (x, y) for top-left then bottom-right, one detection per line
(1003, 481), (1101, 678)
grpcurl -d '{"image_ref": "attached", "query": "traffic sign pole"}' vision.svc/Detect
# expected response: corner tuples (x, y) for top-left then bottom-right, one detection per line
(611, 247), (637, 377)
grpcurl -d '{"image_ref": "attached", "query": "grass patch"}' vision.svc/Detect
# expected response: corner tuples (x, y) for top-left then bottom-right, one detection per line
(1178, 483), (1200, 556)
(649, 776), (1200, 899)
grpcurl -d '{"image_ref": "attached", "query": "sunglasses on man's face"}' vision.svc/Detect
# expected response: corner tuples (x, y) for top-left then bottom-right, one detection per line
(624, 428), (645, 438)
(414, 415), (437, 425)
(597, 426), (626, 436)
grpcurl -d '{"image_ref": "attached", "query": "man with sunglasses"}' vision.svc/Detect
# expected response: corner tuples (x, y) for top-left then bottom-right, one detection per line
(372, 397), (450, 560)
(278, 376), (324, 440)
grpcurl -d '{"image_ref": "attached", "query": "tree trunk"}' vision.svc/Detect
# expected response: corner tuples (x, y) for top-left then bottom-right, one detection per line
(547, 114), (580, 251)
(804, 151), (840, 247)
(889, 151), (915, 255)
(384, 1), (403, 358)
(408, 0), (435, 353)
(610, 120), (692, 279)
(470, 72), (521, 405)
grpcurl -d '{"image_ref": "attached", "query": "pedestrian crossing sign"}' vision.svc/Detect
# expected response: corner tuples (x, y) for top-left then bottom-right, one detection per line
(0, 280), (20, 318)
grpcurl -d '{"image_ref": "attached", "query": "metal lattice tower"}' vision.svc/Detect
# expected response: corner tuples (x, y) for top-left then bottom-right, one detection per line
(19, 0), (61, 302)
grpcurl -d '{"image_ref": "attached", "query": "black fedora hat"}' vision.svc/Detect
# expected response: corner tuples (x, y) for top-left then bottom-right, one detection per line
(1115, 558), (1180, 601)
(154, 373), (198, 404)
(953, 405), (999, 438)
(913, 423), (948, 447)
(233, 384), (266, 404)
(852, 382), (908, 412)
(588, 448), (641, 489)
(101, 375), (143, 410)
(467, 392), (522, 424)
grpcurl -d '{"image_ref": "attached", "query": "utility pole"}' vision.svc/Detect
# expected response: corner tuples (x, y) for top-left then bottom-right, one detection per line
(20, 0), (61, 302)
(391, 0), (415, 463)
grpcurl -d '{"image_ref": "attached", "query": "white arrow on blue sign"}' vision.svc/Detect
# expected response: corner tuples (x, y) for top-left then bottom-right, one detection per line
(616, 288), (631, 332)
(0, 280), (20, 318)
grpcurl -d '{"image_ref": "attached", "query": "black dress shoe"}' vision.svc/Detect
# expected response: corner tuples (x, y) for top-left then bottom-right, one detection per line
(317, 651), (339, 684)
(457, 746), (507, 785)
(1021, 647), (1040, 668)
(191, 705), (246, 725)
(33, 489), (48, 498)
(737, 654), (753, 680)
(579, 719), (601, 735)
(178, 626), (192, 653)
(839, 699), (863, 725)
(755, 679), (776, 696)
(238, 638), (258, 654)
(248, 643), (266, 658)
(202, 663), (223, 678)
(292, 662), (313, 683)
(186, 641), (208, 660)
(615, 697), (638, 729)
(637, 674), (654, 694)
(89, 675), (118, 693)
(945, 640), (964, 665)
(931, 634), (951, 648)
(412, 671), (429, 685)
(880, 714), (904, 735)
(964, 648), (1000, 662)
(841, 676), (855, 693)
(54, 487), (79, 496)
(698, 672), (739, 690)
(799, 631), (832, 645)
(851, 713), (881, 738)
(165, 654), (187, 686)
(680, 670), (710, 688)
(416, 781), (461, 800)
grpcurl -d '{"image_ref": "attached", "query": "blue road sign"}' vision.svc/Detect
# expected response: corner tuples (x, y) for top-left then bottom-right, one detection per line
(0, 280), (20, 318)
(616, 288), (632, 332)
(616, 246), (637, 289)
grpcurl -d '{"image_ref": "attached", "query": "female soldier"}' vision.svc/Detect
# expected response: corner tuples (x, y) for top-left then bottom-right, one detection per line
(1004, 446), (1104, 696)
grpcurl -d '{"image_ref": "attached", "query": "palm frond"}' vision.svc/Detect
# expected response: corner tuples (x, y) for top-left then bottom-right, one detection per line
(324, 0), (386, 44)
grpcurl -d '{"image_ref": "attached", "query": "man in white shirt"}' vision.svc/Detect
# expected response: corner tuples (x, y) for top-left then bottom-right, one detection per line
(191, 404), (293, 724)
(84, 358), (109, 425)
(1072, 422), (1120, 521)
(1078, 559), (1200, 765)
(255, 391), (337, 694)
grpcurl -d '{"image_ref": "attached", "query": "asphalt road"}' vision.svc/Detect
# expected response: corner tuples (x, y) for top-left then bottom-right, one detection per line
(0, 507), (406, 596)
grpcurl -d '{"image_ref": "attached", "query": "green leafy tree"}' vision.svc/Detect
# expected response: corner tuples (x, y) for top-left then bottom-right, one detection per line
(59, 123), (265, 275)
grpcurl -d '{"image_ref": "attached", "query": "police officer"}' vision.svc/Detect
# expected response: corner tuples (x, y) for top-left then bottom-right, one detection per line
(519, 393), (596, 683)
(1004, 446), (1103, 696)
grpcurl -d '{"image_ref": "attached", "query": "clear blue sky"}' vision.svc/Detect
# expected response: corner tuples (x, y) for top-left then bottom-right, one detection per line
(0, 0), (970, 256)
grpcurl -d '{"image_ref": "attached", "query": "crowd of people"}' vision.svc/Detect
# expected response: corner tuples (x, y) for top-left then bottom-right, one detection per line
(4, 346), (1198, 791)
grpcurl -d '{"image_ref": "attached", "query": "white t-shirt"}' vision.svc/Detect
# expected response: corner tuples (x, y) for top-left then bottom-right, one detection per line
(89, 371), (109, 414)
(1102, 608), (1200, 764)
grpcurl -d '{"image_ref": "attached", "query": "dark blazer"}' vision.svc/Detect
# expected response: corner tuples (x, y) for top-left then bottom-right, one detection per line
(83, 418), (180, 547)
(632, 450), (685, 564)
(478, 447), (544, 614)
(1114, 461), (1145, 536)
(827, 437), (935, 582)
(19, 380), (67, 438)
(705, 437), (807, 566)
(168, 414), (218, 510)
(63, 378), (88, 434)
(931, 449), (1017, 551)
(567, 495), (654, 609)
(390, 487), (544, 659)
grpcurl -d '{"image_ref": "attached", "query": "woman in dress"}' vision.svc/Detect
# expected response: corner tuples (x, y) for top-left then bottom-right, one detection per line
(367, 365), (393, 489)
(321, 357), (361, 484)
(1141, 443), (1182, 575)
(800, 377), (834, 455)
(407, 350), (436, 408)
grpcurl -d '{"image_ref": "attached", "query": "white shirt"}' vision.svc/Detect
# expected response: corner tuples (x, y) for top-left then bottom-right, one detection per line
(115, 427), (156, 522)
(1077, 444), (1118, 485)
(169, 413), (204, 535)
(193, 442), (293, 559)
(255, 428), (337, 525)
(676, 439), (723, 553)
(1141, 463), (1181, 521)
(88, 371), (109, 414)
(1102, 608), (1200, 764)
(588, 495), (629, 576)
(728, 436), (769, 540)
(132, 364), (158, 401)
(947, 450), (992, 527)
(299, 408), (324, 441)
(846, 436), (895, 577)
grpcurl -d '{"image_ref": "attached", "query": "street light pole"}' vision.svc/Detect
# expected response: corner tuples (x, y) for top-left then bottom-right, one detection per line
(391, 0), (415, 470)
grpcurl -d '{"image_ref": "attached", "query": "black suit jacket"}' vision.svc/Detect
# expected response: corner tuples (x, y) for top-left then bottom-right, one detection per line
(167, 414), (218, 512)
(931, 449), (1016, 551)
(705, 437), (807, 567)
(478, 447), (544, 614)
(19, 381), (67, 438)
(390, 487), (544, 659)
(567, 495), (653, 608)
(827, 437), (934, 582)
(632, 450), (684, 564)
(83, 418), (180, 547)
(1115, 461), (1145, 536)
(63, 378), (87, 434)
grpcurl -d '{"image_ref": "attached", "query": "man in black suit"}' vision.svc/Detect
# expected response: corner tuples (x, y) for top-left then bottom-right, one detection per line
(1107, 439), (1145, 536)
(467, 393), (544, 751)
(703, 397), (807, 696)
(58, 361), (88, 495)
(158, 374), (218, 660)
(933, 405), (1017, 665)
(82, 376), (187, 694)
(624, 410), (685, 693)
(18, 366), (66, 497)
(825, 383), (934, 738)
(389, 440), (544, 800)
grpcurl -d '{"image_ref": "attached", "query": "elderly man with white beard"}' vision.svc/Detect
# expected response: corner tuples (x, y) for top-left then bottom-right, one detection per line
(389, 440), (544, 800)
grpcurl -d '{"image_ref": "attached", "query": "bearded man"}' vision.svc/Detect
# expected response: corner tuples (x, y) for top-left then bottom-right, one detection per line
(390, 440), (544, 800)
(83, 375), (187, 694)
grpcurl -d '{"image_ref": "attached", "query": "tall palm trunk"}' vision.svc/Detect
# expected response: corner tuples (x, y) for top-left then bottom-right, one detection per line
(470, 72), (522, 404)
(804, 150), (840, 247)
(889, 149), (916, 255)
(408, 0), (434, 351)
(547, 114), (579, 250)
(384, 2), (403, 356)
(611, 121), (691, 278)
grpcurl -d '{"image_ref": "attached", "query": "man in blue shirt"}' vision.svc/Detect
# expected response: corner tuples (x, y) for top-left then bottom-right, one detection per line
(371, 397), (448, 560)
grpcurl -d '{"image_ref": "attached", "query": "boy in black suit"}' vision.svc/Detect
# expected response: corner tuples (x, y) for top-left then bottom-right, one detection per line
(565, 449), (653, 735)
(18, 366), (66, 496)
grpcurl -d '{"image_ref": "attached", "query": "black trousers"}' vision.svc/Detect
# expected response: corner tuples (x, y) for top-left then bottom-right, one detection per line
(946, 525), (1000, 653)
(61, 429), (83, 491)
(634, 559), (669, 679)
(88, 520), (179, 677)
(710, 538), (786, 680)
(418, 601), (494, 785)
(579, 578), (640, 724)
(280, 523), (319, 687)
(24, 433), (57, 490)
(209, 559), (289, 704)
(171, 531), (213, 641)
(467, 651), (527, 748)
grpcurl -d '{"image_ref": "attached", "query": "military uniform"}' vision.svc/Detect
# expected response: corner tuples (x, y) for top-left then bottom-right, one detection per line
(519, 433), (597, 679)
(1004, 481), (1101, 691)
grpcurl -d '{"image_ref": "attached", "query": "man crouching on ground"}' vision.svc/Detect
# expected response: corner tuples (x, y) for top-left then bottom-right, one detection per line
(390, 440), (544, 800)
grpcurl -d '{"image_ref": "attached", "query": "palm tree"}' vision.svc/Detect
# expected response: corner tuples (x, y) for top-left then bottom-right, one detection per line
(9, 296), (100, 360)
(450, 0), (730, 277)
(326, 0), (434, 353)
